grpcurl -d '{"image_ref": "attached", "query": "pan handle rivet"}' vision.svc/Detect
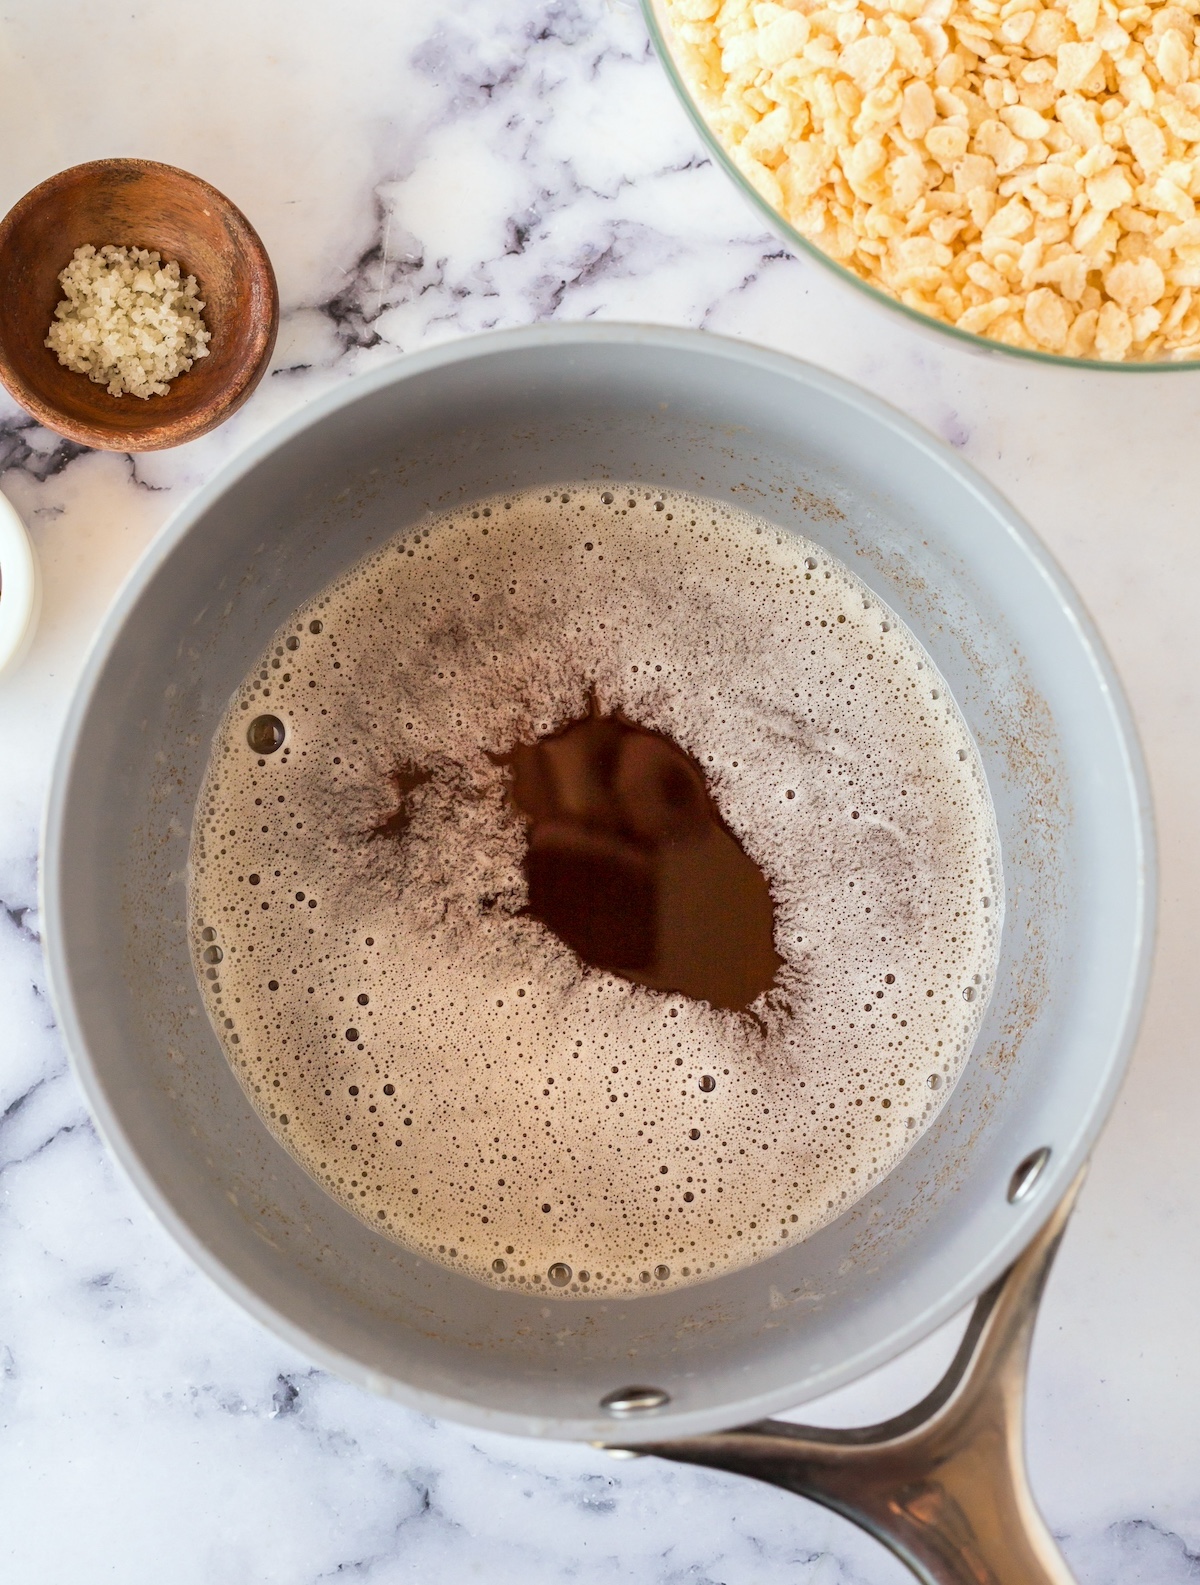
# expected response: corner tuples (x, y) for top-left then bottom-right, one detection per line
(600, 1385), (670, 1416)
(1007, 1146), (1051, 1204)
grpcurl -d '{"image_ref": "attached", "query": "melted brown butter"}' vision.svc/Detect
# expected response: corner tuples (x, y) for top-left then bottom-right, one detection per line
(190, 482), (1004, 1297)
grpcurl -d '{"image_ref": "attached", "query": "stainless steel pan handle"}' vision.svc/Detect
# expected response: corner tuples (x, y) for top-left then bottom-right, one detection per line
(610, 1169), (1084, 1585)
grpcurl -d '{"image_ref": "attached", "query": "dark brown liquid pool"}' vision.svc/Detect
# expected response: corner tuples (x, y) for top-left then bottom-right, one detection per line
(502, 706), (782, 1011)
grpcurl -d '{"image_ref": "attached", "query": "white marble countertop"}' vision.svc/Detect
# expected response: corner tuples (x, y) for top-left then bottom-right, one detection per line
(1, 2), (1198, 1580)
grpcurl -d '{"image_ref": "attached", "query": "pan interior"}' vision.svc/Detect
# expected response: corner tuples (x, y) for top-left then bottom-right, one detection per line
(45, 328), (1149, 1442)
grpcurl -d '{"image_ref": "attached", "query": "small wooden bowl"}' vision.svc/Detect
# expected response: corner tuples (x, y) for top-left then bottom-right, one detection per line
(0, 159), (278, 451)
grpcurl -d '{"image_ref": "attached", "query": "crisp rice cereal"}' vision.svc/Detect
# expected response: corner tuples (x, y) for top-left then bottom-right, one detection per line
(664, 0), (1200, 359)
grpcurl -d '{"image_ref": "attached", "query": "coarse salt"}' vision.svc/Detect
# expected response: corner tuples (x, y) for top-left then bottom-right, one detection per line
(45, 244), (210, 398)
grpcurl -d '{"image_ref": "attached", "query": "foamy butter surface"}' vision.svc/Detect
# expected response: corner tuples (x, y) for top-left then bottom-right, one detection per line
(190, 485), (1002, 1298)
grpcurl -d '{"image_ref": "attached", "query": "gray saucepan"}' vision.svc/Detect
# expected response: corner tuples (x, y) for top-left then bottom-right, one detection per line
(42, 325), (1153, 1584)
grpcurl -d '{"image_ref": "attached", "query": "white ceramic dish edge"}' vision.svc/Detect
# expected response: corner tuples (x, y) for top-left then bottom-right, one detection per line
(0, 487), (40, 679)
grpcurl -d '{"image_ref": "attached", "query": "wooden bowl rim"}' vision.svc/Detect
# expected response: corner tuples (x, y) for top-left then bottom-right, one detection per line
(0, 158), (279, 452)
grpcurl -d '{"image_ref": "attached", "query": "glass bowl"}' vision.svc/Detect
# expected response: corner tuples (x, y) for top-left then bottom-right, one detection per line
(643, 0), (1200, 372)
